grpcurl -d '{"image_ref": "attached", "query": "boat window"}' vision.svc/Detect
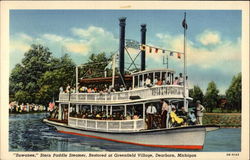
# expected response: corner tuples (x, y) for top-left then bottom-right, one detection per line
(126, 104), (143, 119)
(110, 105), (125, 120)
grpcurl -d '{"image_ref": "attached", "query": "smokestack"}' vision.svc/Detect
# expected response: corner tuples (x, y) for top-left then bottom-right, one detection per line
(119, 17), (126, 77)
(141, 24), (147, 71)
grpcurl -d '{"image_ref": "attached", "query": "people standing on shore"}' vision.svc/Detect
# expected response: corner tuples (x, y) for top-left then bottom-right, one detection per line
(196, 100), (205, 125)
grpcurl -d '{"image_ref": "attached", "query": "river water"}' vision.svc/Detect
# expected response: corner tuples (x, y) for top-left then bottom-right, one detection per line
(9, 113), (241, 152)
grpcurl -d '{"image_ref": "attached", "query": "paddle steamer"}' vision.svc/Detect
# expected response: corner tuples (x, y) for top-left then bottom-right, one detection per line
(43, 17), (219, 150)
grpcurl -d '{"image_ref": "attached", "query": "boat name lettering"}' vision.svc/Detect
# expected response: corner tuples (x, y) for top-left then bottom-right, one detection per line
(151, 87), (180, 96)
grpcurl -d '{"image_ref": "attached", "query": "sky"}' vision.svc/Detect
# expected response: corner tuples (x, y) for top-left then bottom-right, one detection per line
(10, 10), (241, 94)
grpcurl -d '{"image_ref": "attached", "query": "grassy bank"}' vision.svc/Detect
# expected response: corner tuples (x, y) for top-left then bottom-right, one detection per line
(203, 113), (241, 128)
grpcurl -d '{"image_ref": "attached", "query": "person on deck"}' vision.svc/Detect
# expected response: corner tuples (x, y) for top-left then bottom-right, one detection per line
(178, 73), (184, 86)
(173, 77), (179, 85)
(160, 99), (171, 128)
(146, 103), (157, 129)
(196, 100), (205, 125)
(66, 84), (70, 93)
(59, 86), (64, 93)
(156, 78), (163, 86)
(145, 77), (152, 87)
(170, 107), (184, 126)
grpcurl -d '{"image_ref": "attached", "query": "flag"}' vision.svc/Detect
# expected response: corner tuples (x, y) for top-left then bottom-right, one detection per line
(155, 48), (158, 53)
(140, 45), (146, 51)
(170, 52), (173, 56)
(149, 47), (152, 53)
(182, 16), (188, 30)
(177, 53), (181, 59)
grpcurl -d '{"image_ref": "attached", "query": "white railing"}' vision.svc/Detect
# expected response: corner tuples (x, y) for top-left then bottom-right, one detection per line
(59, 85), (188, 102)
(68, 117), (144, 132)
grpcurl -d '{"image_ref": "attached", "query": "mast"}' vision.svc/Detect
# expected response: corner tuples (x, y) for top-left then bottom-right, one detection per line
(183, 12), (188, 112)
(112, 54), (116, 88)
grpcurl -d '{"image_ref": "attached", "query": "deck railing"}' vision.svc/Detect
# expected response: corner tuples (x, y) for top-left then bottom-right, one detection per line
(68, 117), (144, 132)
(59, 85), (188, 102)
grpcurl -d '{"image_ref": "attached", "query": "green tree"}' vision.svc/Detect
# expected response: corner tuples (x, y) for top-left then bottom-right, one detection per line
(189, 85), (204, 104)
(204, 81), (219, 112)
(79, 52), (111, 79)
(9, 44), (76, 105)
(37, 54), (76, 104)
(10, 44), (53, 104)
(226, 73), (241, 112)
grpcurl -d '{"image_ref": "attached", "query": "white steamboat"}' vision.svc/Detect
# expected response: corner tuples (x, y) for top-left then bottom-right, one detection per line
(43, 17), (219, 150)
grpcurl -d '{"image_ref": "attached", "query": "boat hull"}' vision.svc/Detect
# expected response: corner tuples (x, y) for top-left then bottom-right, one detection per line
(44, 119), (206, 150)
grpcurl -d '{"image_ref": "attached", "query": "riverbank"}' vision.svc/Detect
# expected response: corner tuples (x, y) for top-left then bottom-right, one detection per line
(203, 113), (241, 128)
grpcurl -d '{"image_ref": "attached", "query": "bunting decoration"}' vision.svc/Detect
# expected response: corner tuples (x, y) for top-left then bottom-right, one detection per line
(155, 48), (158, 53)
(139, 44), (183, 59)
(149, 47), (152, 53)
(177, 53), (181, 59)
(140, 44), (146, 51)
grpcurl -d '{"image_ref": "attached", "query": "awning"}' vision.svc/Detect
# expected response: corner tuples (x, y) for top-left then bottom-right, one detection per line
(79, 75), (132, 84)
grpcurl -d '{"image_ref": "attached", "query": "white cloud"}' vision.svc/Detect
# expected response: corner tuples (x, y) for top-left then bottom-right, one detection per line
(10, 26), (119, 69)
(196, 30), (221, 46)
(10, 33), (32, 54)
(64, 42), (88, 53)
(155, 31), (240, 72)
(42, 34), (64, 42)
(71, 26), (118, 53)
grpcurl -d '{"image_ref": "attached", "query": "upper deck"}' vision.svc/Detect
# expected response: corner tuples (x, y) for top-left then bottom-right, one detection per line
(58, 85), (189, 104)
(58, 68), (188, 104)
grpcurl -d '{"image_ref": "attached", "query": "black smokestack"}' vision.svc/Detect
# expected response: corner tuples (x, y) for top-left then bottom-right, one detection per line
(141, 24), (146, 71)
(119, 17), (126, 77)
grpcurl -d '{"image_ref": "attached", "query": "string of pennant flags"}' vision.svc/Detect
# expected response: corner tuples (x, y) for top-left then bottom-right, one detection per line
(140, 44), (184, 59)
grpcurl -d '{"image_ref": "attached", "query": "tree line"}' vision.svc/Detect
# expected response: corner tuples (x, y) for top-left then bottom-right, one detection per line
(189, 73), (241, 113)
(9, 44), (241, 112)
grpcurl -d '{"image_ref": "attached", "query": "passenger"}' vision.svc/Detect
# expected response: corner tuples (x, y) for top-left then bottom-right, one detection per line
(170, 107), (184, 126)
(146, 103), (157, 129)
(177, 106), (188, 122)
(133, 114), (139, 119)
(156, 78), (163, 86)
(125, 115), (131, 120)
(162, 78), (166, 85)
(196, 100), (205, 125)
(160, 99), (171, 128)
(166, 81), (171, 85)
(145, 76), (152, 87)
(59, 86), (64, 93)
(120, 85), (125, 91)
(66, 84), (71, 93)
(178, 73), (184, 86)
(188, 110), (197, 125)
(173, 77), (179, 85)
(87, 88), (92, 93)
(96, 113), (101, 119)
(153, 77), (158, 85)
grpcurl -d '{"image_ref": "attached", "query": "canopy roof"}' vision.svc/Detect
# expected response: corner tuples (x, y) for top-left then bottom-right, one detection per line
(79, 75), (132, 84)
